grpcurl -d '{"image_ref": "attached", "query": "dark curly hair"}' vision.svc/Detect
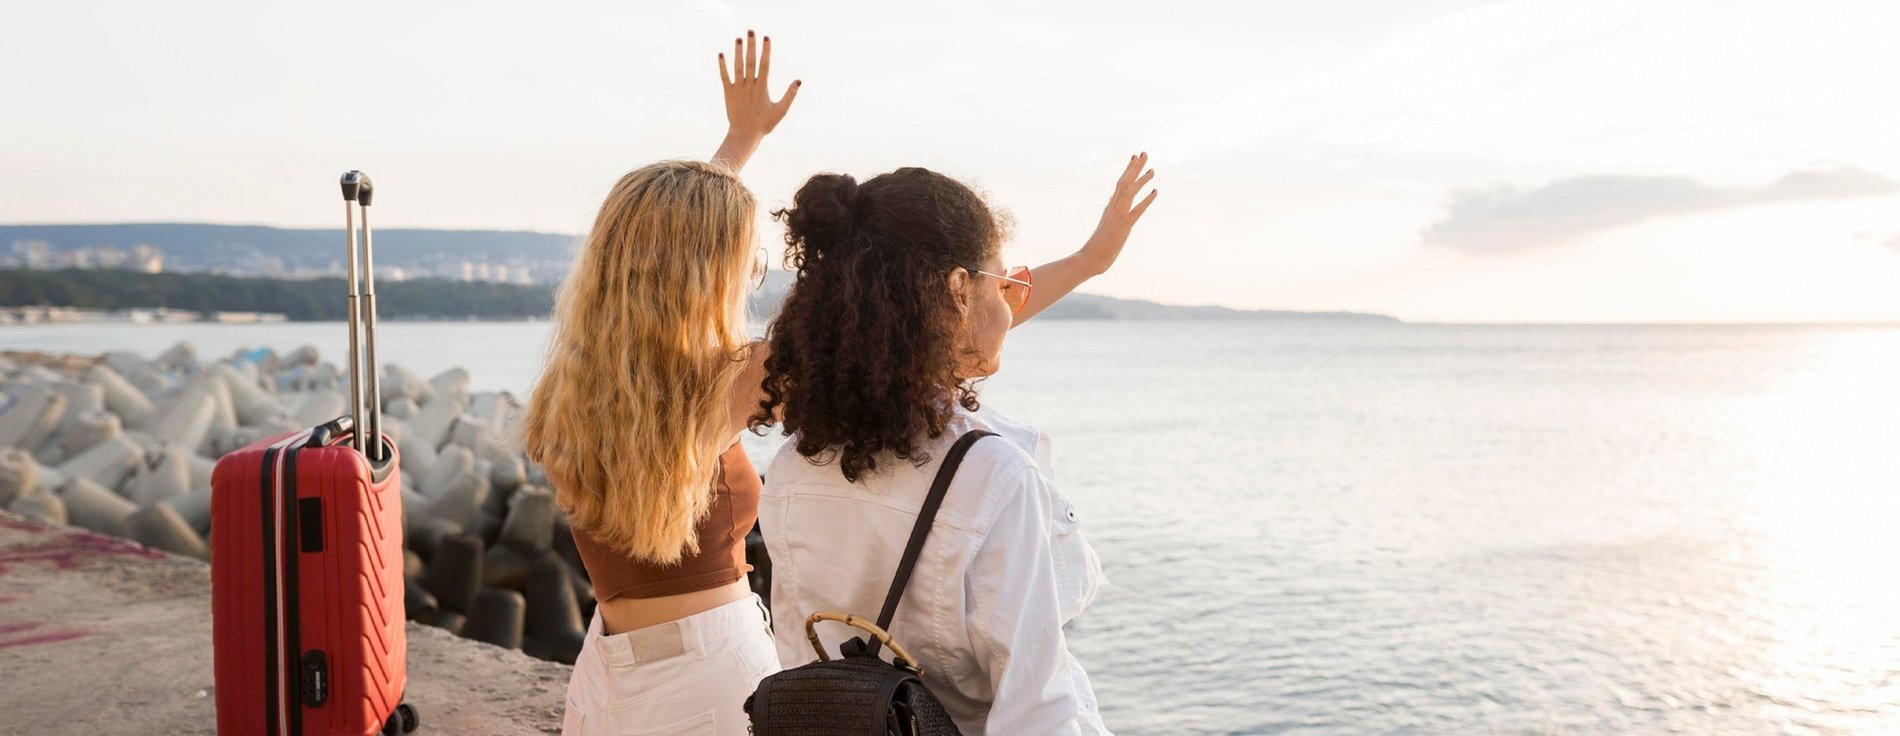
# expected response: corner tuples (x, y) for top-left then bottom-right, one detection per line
(750, 167), (1005, 482)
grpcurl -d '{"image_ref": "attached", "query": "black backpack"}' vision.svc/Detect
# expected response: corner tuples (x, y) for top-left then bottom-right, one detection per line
(744, 430), (996, 736)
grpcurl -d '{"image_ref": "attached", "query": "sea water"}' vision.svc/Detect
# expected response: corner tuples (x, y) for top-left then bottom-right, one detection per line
(9, 320), (1899, 734)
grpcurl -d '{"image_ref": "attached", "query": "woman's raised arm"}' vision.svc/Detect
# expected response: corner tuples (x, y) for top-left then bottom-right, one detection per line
(1014, 152), (1158, 325)
(711, 30), (801, 173)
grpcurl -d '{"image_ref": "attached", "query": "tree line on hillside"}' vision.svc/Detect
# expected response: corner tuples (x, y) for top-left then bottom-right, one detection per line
(0, 269), (555, 321)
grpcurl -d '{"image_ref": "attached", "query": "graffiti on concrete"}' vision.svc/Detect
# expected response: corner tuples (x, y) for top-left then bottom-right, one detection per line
(0, 532), (166, 577)
(0, 622), (89, 649)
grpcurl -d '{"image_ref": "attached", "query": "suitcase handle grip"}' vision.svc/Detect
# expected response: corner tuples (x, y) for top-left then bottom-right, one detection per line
(307, 415), (353, 448)
(340, 171), (375, 206)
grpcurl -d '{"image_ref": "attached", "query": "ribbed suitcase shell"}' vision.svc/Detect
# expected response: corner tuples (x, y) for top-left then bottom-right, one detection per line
(211, 428), (405, 736)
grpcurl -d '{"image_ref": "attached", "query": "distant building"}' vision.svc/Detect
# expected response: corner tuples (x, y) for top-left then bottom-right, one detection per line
(209, 311), (288, 324)
(11, 240), (53, 269)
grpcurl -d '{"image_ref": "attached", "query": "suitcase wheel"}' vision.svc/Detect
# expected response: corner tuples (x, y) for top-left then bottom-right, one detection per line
(382, 703), (420, 734)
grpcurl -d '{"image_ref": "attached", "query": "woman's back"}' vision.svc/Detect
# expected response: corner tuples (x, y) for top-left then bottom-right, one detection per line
(759, 405), (1110, 735)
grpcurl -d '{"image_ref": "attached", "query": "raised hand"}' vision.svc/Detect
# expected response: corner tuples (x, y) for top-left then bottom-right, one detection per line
(1079, 152), (1158, 274)
(712, 30), (799, 171)
(1010, 153), (1159, 325)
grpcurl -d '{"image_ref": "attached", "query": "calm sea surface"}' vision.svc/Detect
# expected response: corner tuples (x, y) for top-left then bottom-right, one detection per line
(7, 321), (1900, 734)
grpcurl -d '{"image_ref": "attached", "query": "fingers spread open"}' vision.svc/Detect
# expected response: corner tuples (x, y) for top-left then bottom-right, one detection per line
(1132, 189), (1159, 219)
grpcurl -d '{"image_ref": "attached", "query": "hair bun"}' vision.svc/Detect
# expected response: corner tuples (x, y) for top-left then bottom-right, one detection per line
(781, 173), (864, 262)
(833, 176), (860, 209)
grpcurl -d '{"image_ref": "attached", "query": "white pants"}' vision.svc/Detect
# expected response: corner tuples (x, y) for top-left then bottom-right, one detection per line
(562, 594), (780, 736)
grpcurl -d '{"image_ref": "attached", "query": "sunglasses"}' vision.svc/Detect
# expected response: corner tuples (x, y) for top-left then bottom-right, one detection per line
(974, 265), (1033, 315)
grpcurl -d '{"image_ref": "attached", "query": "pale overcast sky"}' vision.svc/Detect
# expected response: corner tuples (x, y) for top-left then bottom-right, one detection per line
(3, 0), (1897, 322)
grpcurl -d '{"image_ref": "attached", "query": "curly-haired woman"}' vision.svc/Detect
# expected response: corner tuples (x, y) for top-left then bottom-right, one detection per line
(753, 159), (1157, 734)
(525, 31), (799, 736)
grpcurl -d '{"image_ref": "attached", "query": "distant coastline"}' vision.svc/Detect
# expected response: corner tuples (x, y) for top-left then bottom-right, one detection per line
(0, 268), (1399, 324)
(0, 222), (1398, 323)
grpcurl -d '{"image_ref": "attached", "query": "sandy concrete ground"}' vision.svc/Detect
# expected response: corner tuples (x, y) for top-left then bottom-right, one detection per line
(0, 512), (571, 734)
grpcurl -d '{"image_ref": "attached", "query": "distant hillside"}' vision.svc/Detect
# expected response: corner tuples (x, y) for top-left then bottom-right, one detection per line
(1033, 293), (1397, 322)
(0, 223), (1399, 323)
(752, 272), (1396, 322)
(0, 269), (552, 321)
(0, 223), (576, 280)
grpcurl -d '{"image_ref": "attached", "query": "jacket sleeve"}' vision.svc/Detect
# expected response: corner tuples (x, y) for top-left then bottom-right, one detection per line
(965, 464), (1085, 735)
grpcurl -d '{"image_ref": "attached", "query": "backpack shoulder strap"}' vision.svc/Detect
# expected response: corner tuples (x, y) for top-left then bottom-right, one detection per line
(865, 429), (997, 657)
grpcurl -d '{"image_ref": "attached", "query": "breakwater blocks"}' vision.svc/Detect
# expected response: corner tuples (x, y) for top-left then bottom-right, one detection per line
(0, 345), (592, 664)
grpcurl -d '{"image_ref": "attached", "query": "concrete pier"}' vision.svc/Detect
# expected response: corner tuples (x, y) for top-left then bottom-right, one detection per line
(0, 513), (569, 734)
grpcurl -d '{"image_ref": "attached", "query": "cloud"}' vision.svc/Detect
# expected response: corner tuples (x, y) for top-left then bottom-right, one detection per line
(1423, 166), (1900, 254)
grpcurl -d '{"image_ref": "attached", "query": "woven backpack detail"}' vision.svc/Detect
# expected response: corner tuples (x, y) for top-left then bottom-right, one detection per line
(745, 430), (996, 736)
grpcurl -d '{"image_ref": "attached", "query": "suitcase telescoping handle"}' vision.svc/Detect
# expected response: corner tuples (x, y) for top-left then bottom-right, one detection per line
(340, 171), (386, 462)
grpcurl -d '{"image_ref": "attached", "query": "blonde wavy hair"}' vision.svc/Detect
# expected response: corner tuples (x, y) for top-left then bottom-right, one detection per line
(525, 159), (756, 564)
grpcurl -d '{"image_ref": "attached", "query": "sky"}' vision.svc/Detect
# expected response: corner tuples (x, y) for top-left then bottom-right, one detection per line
(2, 0), (1897, 323)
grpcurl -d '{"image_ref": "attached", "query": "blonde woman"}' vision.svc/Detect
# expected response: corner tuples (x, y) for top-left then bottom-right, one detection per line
(526, 31), (797, 736)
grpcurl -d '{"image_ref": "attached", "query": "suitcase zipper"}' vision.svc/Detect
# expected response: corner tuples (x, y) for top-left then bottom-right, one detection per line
(260, 431), (308, 736)
(281, 442), (306, 736)
(259, 443), (280, 736)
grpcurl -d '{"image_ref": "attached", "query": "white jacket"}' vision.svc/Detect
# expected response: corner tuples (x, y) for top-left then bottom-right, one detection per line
(760, 404), (1111, 735)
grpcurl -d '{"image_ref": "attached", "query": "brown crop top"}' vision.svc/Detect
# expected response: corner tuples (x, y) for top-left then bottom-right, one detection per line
(571, 443), (760, 602)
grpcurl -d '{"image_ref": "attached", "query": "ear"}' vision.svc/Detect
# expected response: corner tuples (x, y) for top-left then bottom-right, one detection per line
(946, 268), (972, 313)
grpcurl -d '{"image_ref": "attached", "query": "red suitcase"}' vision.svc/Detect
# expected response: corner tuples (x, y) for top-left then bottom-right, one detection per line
(211, 171), (416, 736)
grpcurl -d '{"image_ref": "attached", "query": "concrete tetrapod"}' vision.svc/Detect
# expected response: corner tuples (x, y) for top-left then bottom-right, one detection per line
(125, 503), (209, 560)
(289, 391), (347, 429)
(482, 545), (535, 591)
(8, 489), (67, 526)
(429, 368), (471, 405)
(405, 577), (441, 626)
(160, 484), (214, 537)
(46, 381), (107, 454)
(86, 363), (157, 430)
(56, 476), (136, 538)
(488, 457), (526, 497)
(0, 385), (66, 452)
(0, 448), (39, 506)
(208, 363), (281, 427)
(522, 554), (586, 665)
(131, 443), (193, 507)
(54, 434), (142, 493)
(145, 389), (217, 460)
(53, 410), (122, 467)
(461, 588), (527, 651)
(421, 445), (475, 500)
(405, 393), (466, 456)
(426, 471), (489, 532)
(422, 533), (485, 616)
(152, 341), (197, 372)
(498, 485), (555, 554)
